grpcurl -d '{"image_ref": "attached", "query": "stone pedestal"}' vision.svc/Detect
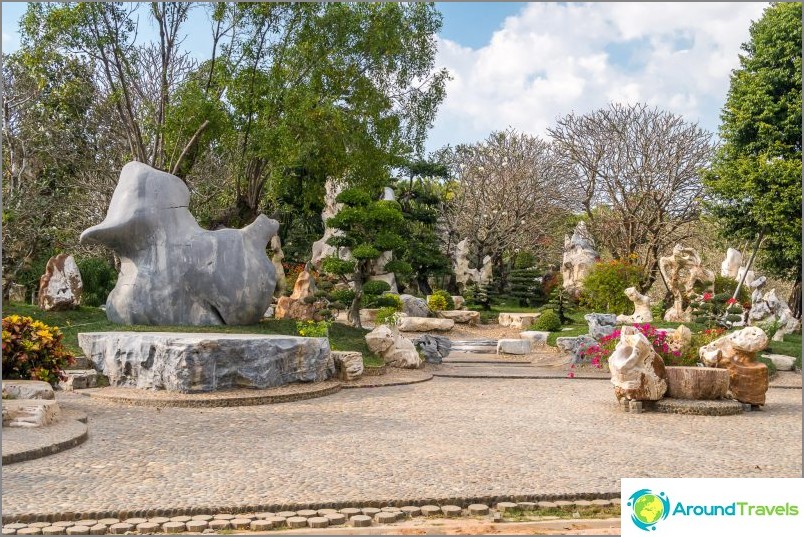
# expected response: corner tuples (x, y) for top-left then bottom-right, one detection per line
(665, 366), (729, 400)
(728, 361), (769, 406)
(78, 332), (334, 393)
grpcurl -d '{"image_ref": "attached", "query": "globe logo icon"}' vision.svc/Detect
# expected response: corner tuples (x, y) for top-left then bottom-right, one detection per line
(627, 489), (670, 531)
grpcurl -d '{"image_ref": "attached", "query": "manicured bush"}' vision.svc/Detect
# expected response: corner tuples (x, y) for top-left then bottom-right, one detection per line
(2, 315), (75, 386)
(531, 309), (562, 332)
(362, 280), (391, 296)
(427, 293), (448, 312)
(508, 267), (544, 307)
(373, 293), (402, 309)
(296, 320), (330, 338)
(431, 289), (454, 310)
(329, 288), (356, 305)
(580, 260), (643, 314)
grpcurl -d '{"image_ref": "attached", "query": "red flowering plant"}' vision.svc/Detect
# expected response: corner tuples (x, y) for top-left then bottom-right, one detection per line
(579, 323), (694, 368)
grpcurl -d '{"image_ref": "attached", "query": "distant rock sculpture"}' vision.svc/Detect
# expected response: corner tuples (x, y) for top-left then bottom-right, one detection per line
(311, 178), (347, 269)
(365, 324), (422, 369)
(736, 267), (755, 288)
(8, 283), (26, 303)
(412, 334), (452, 364)
(270, 235), (287, 297)
(452, 296), (466, 310)
(720, 248), (743, 279)
(659, 244), (714, 322)
(275, 268), (326, 321)
(585, 313), (617, 339)
(561, 221), (598, 296)
(38, 254), (83, 311)
(80, 162), (277, 326)
(698, 326), (769, 405)
(453, 238), (493, 292)
(556, 334), (597, 363)
(748, 282), (801, 341)
(667, 325), (692, 355)
(616, 287), (653, 324)
(608, 326), (667, 402)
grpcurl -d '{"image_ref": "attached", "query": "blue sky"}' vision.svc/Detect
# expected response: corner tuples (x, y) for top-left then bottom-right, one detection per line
(2, 2), (768, 154)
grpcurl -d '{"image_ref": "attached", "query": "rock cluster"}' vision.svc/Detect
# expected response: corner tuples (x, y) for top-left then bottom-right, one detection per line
(275, 268), (326, 321)
(748, 280), (800, 341)
(698, 326), (769, 405)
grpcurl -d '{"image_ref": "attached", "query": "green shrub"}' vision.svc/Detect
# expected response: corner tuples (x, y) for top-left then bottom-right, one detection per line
(431, 289), (454, 310)
(2, 315), (75, 386)
(530, 309), (562, 332)
(580, 260), (643, 314)
(329, 288), (356, 305)
(76, 257), (117, 307)
(362, 280), (391, 296)
(295, 320), (330, 338)
(375, 306), (399, 326)
(427, 293), (448, 312)
(373, 293), (402, 309)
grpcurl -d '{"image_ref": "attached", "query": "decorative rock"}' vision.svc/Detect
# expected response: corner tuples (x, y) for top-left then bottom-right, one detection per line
(16, 530), (41, 536)
(438, 310), (480, 325)
(667, 325), (692, 355)
(698, 326), (770, 405)
(98, 519), (119, 526)
(79, 332), (333, 392)
(136, 522), (161, 533)
(339, 508), (361, 517)
(585, 313), (617, 339)
(275, 269), (326, 322)
(721, 248), (743, 278)
(2, 399), (61, 428)
(207, 520), (230, 531)
(498, 312), (539, 329)
(183, 521), (207, 532)
(161, 521), (185, 534)
(365, 324), (422, 369)
(230, 518), (251, 529)
(1, 380), (55, 400)
(88, 525), (107, 535)
(665, 366), (730, 400)
(660, 244), (714, 322)
(107, 523), (133, 535)
(400, 506), (422, 517)
(148, 517), (170, 524)
(323, 513), (346, 525)
(361, 508), (381, 517)
(452, 296), (465, 309)
(332, 351), (364, 381)
(556, 335), (597, 363)
(420, 505), (442, 517)
(38, 253), (83, 311)
(311, 179), (347, 268)
(275, 512), (296, 519)
(80, 161), (277, 325)
(8, 282), (26, 303)
(609, 326), (667, 402)
(124, 518), (148, 525)
(190, 515), (213, 522)
(374, 512), (397, 524)
(517, 502), (536, 510)
(59, 370), (98, 391)
(270, 235), (287, 297)
(396, 314), (454, 332)
(453, 238), (493, 291)
(467, 504), (489, 515)
(591, 499), (612, 507)
(286, 517), (308, 529)
(441, 506), (462, 517)
(749, 288), (801, 341)
(562, 221), (598, 296)
(520, 331), (549, 348)
(399, 294), (430, 317)
(52, 522), (74, 528)
(66, 524), (90, 534)
(496, 339), (532, 355)
(250, 520), (273, 531)
(496, 502), (519, 512)
(615, 287), (653, 324)
(737, 266), (756, 288)
(41, 528), (62, 536)
(349, 515), (372, 528)
(555, 501), (574, 509)
(5, 525), (27, 531)
(412, 334), (452, 364)
(654, 398), (744, 416)
(763, 354), (796, 371)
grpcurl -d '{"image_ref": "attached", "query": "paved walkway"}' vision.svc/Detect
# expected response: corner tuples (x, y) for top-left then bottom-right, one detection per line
(2, 376), (800, 518)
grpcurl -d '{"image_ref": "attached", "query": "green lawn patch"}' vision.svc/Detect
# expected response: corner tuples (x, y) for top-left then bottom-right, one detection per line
(1, 302), (382, 366)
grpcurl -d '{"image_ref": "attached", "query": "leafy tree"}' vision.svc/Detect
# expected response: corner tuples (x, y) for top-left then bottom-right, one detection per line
(702, 2), (802, 316)
(320, 188), (412, 328)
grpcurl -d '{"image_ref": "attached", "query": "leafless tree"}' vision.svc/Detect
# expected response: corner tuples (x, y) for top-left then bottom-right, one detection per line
(548, 103), (716, 292)
(443, 129), (572, 286)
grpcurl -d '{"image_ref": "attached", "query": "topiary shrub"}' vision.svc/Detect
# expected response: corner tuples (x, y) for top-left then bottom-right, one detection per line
(427, 293), (448, 312)
(373, 293), (402, 309)
(580, 260), (643, 314)
(530, 309), (562, 332)
(362, 280), (391, 296)
(76, 257), (118, 307)
(431, 289), (454, 310)
(2, 315), (75, 386)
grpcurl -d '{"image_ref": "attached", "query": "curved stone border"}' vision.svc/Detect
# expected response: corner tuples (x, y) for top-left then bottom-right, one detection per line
(343, 371), (433, 389)
(1, 493), (620, 525)
(651, 398), (744, 416)
(2, 411), (88, 465)
(433, 371), (608, 380)
(80, 381), (342, 408)
(362, 366), (387, 377)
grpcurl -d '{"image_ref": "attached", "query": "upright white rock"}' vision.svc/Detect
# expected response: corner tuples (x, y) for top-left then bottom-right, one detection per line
(270, 235), (287, 297)
(608, 326), (667, 402)
(616, 287), (653, 324)
(311, 178), (347, 268)
(38, 254), (83, 311)
(721, 248), (743, 278)
(659, 244), (714, 322)
(561, 221), (598, 296)
(365, 324), (422, 369)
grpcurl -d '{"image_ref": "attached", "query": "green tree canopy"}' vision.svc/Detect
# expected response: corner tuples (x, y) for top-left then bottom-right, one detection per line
(703, 2), (802, 313)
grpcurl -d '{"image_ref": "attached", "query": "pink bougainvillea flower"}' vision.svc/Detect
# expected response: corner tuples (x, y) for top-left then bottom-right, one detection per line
(702, 292), (713, 301)
(568, 372), (575, 378)
(726, 297), (738, 305)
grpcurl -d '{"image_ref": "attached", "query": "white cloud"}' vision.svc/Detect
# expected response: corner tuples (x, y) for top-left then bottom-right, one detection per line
(426, 2), (768, 153)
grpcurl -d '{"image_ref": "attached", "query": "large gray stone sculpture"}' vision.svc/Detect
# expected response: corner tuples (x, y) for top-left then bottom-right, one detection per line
(80, 162), (278, 326)
(562, 221), (598, 296)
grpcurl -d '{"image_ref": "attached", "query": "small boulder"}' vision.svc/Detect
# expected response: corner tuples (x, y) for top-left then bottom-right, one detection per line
(2, 399), (61, 428)
(365, 325), (422, 369)
(2, 380), (55, 400)
(412, 334), (452, 364)
(452, 296), (465, 310)
(38, 254), (83, 311)
(396, 314), (454, 332)
(556, 335), (597, 363)
(399, 294), (430, 317)
(498, 312), (540, 329)
(332, 351), (364, 380)
(763, 354), (795, 371)
(496, 339), (532, 355)
(437, 310), (480, 325)
(584, 313), (617, 339)
(520, 331), (549, 347)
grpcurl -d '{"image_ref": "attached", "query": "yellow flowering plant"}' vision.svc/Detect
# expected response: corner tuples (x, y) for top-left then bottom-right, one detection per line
(2, 315), (75, 386)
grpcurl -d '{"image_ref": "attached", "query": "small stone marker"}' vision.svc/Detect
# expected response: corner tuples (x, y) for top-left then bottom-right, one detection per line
(317, 509), (338, 516)
(185, 521), (208, 532)
(16, 529), (41, 536)
(307, 517), (330, 528)
(207, 520), (230, 530)
(297, 509), (318, 517)
(286, 517), (308, 529)
(108, 523), (133, 535)
(400, 506), (422, 517)
(4, 525), (27, 531)
(98, 519), (119, 526)
(629, 401), (643, 413)
(349, 515), (372, 528)
(517, 502), (536, 510)
(230, 518), (251, 530)
(250, 520), (273, 531)
(162, 521), (185, 534)
(41, 528), (61, 536)
(1, 529), (16, 536)
(254, 512), (274, 519)
(88, 525), (107, 535)
(136, 522), (161, 533)
(27, 524), (49, 530)
(76, 520), (98, 527)
(213, 513), (236, 520)
(266, 517), (286, 527)
(124, 518), (147, 525)
(441, 506), (462, 517)
(374, 512), (397, 524)
(148, 517), (170, 524)
(496, 502), (519, 512)
(324, 513), (346, 525)
(420, 505), (441, 517)
(537, 501), (558, 509)
(67, 527), (90, 536)
(468, 504), (490, 515)
(573, 500), (592, 507)
(611, 498), (622, 505)
(53, 522), (75, 528)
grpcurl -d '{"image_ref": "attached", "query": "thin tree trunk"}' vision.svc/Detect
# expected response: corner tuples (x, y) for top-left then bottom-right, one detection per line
(348, 275), (364, 329)
(788, 273), (801, 319)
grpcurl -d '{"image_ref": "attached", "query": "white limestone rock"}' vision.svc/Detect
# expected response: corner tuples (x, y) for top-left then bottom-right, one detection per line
(1, 380), (55, 400)
(498, 312), (540, 329)
(561, 221), (598, 296)
(365, 325), (422, 369)
(762, 354), (795, 371)
(520, 331), (549, 348)
(659, 244), (714, 323)
(332, 351), (364, 381)
(438, 310), (480, 325)
(2, 399), (61, 428)
(721, 248), (743, 279)
(78, 332), (334, 392)
(396, 314), (454, 332)
(496, 339), (532, 355)
(608, 326), (667, 402)
(615, 287), (653, 324)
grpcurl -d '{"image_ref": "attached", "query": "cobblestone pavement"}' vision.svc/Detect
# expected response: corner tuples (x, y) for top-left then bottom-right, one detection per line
(2, 378), (801, 517)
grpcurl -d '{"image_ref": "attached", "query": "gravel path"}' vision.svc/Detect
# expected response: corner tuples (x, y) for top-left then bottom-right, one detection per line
(2, 377), (800, 518)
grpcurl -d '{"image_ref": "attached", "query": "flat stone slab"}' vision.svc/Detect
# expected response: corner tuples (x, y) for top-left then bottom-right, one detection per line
(2, 380), (55, 400)
(496, 339), (532, 355)
(437, 310), (480, 325)
(498, 312), (540, 329)
(396, 316), (454, 332)
(651, 398), (744, 416)
(79, 332), (334, 393)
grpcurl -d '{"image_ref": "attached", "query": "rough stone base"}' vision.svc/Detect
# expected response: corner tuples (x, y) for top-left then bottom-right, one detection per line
(78, 332), (334, 393)
(651, 398), (744, 416)
(2, 399), (61, 428)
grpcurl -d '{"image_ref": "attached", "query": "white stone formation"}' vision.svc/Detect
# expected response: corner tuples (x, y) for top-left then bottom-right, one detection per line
(659, 244), (714, 322)
(608, 326), (667, 402)
(311, 178), (347, 269)
(38, 254), (83, 311)
(748, 281), (801, 342)
(365, 324), (422, 369)
(561, 221), (598, 296)
(616, 287), (653, 324)
(721, 248), (743, 278)
(452, 238), (493, 291)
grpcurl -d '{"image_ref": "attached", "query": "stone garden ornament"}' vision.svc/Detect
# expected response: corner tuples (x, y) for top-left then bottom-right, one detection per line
(608, 326), (668, 402)
(561, 221), (598, 297)
(615, 287), (653, 324)
(80, 161), (278, 326)
(659, 244), (714, 322)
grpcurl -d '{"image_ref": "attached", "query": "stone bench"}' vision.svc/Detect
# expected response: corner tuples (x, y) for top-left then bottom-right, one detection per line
(498, 312), (540, 329)
(437, 310), (480, 325)
(496, 339), (533, 355)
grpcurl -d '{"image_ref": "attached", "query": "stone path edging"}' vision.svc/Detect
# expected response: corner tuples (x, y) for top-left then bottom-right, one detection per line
(2, 410), (88, 465)
(341, 373), (433, 389)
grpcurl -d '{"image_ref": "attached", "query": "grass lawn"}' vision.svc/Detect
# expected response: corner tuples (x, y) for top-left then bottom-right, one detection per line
(1, 302), (383, 367)
(468, 298), (542, 323)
